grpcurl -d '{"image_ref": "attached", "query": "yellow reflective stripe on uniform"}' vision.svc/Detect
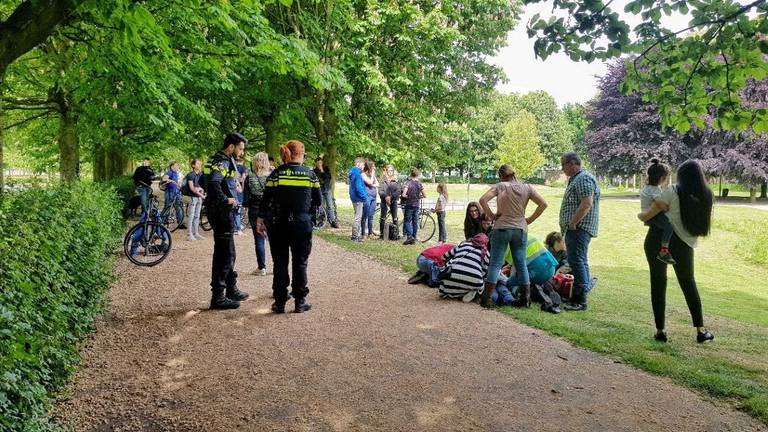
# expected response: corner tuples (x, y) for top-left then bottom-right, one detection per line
(275, 179), (314, 187)
(526, 238), (546, 260)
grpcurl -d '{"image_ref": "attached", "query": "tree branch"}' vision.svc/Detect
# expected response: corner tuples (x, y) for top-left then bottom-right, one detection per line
(3, 111), (53, 130)
(0, 0), (87, 70)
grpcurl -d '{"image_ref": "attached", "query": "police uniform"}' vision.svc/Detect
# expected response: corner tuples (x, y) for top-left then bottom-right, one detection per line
(203, 150), (248, 307)
(258, 162), (322, 310)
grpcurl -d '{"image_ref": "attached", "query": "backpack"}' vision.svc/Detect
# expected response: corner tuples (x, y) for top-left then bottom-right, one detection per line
(549, 273), (574, 301)
(181, 176), (192, 196)
(243, 173), (265, 207)
(386, 223), (400, 241)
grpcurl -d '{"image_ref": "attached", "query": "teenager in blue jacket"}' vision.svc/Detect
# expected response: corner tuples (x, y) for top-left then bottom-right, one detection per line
(348, 157), (367, 242)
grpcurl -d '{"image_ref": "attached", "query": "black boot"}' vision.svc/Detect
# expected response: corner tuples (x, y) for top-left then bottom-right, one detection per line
(513, 284), (531, 308)
(271, 301), (285, 314)
(379, 220), (386, 239)
(210, 292), (240, 310)
(480, 281), (496, 308)
(294, 297), (312, 313)
(226, 286), (249, 301)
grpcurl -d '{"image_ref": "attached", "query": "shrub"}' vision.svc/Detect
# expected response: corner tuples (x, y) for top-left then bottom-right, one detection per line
(100, 176), (136, 215)
(0, 182), (123, 431)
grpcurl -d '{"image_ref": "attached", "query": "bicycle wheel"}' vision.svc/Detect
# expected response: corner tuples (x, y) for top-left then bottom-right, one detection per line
(416, 211), (436, 243)
(124, 222), (172, 266)
(161, 207), (182, 232)
(240, 207), (250, 229)
(314, 205), (327, 229)
(200, 207), (211, 231)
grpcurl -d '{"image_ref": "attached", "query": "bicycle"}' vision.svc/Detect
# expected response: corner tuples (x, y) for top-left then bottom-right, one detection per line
(124, 192), (173, 266)
(160, 193), (185, 232)
(312, 196), (337, 229)
(370, 199), (435, 243)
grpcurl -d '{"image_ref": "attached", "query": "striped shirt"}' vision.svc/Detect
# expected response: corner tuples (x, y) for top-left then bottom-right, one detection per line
(438, 241), (490, 299)
(559, 169), (600, 237)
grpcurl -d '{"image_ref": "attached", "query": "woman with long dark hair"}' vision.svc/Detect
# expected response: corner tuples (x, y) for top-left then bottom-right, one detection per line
(463, 202), (484, 239)
(638, 159), (715, 343)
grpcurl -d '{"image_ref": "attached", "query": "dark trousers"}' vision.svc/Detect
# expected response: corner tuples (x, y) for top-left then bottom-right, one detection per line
(403, 205), (419, 239)
(267, 220), (313, 303)
(379, 198), (398, 236)
(565, 228), (592, 304)
(644, 227), (704, 329)
(436, 211), (446, 242)
(648, 213), (674, 246)
(209, 208), (237, 296)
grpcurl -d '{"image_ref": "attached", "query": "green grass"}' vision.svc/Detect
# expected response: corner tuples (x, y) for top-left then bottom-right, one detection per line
(318, 187), (768, 424)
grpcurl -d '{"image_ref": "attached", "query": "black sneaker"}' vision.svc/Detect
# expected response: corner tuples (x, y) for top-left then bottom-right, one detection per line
(330, 221), (340, 228)
(226, 287), (249, 301)
(210, 295), (240, 310)
(697, 330), (714, 343)
(407, 271), (427, 284)
(654, 331), (668, 343)
(657, 251), (677, 265)
(542, 304), (561, 314)
(271, 301), (285, 314)
(294, 298), (312, 313)
(402, 237), (416, 245)
(563, 302), (588, 312)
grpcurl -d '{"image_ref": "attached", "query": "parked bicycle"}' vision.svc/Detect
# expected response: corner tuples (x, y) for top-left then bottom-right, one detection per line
(370, 199), (435, 242)
(124, 192), (172, 266)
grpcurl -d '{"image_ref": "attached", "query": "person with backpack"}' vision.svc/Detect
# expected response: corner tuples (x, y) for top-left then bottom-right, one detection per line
(401, 168), (425, 245)
(245, 152), (271, 276)
(378, 164), (401, 239)
(162, 161), (186, 229)
(132, 158), (155, 213)
(183, 159), (206, 241)
(203, 133), (250, 310)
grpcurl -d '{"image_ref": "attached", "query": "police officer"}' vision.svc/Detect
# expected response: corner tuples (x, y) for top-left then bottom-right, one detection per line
(204, 133), (250, 310)
(256, 140), (322, 313)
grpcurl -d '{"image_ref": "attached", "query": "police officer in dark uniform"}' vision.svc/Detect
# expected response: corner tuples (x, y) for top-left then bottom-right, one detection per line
(256, 140), (322, 313)
(203, 133), (250, 310)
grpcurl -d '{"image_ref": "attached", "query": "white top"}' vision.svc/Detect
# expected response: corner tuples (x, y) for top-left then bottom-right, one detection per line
(436, 193), (447, 212)
(640, 185), (663, 212)
(658, 186), (698, 248)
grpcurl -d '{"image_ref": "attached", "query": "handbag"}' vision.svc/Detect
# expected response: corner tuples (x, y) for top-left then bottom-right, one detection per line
(550, 273), (574, 300)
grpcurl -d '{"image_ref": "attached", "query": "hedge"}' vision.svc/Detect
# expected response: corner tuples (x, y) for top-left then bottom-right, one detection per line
(0, 182), (123, 431)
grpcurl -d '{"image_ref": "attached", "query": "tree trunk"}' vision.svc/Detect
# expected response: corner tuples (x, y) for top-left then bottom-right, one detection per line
(761, 181), (767, 199)
(57, 97), (79, 182)
(263, 113), (281, 161)
(750, 186), (757, 204)
(93, 140), (129, 180)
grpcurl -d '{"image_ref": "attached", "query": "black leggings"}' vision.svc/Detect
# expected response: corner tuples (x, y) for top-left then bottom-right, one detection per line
(644, 227), (704, 329)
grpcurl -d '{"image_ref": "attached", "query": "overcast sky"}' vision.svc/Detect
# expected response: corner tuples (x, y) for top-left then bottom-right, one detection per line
(491, 2), (693, 107)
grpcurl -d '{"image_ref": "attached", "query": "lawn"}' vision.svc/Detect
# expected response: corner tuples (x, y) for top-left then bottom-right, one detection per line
(318, 186), (768, 424)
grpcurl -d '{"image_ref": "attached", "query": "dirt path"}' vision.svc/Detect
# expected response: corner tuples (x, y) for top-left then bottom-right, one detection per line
(55, 231), (765, 431)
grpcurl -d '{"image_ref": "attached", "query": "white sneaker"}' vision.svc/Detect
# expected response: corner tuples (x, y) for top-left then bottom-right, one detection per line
(462, 291), (477, 303)
(260, 268), (267, 276)
(187, 235), (197, 241)
(195, 234), (205, 240)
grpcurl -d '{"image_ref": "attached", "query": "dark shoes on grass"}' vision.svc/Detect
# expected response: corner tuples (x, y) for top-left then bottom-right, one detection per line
(563, 302), (588, 312)
(654, 330), (714, 343)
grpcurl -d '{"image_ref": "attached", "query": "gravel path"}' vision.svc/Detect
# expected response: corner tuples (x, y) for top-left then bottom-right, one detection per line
(55, 230), (766, 431)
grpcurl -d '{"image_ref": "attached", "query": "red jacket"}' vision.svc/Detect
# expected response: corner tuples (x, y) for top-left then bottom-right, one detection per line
(420, 243), (455, 267)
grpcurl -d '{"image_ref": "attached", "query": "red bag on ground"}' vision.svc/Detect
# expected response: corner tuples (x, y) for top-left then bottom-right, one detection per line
(550, 273), (574, 301)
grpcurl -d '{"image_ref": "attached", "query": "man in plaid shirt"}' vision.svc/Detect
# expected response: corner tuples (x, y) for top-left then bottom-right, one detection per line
(559, 152), (600, 311)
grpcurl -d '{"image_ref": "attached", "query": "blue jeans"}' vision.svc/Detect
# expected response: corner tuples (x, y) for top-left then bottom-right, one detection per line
(403, 205), (419, 240)
(417, 255), (441, 285)
(163, 190), (183, 224)
(137, 186), (151, 214)
(486, 228), (528, 285)
(248, 210), (266, 270)
(361, 196), (376, 236)
(322, 189), (336, 223)
(565, 228), (593, 303)
(491, 284), (515, 305)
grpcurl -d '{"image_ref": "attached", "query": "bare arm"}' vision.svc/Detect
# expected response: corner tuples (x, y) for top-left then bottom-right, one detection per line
(525, 189), (548, 225)
(478, 187), (497, 221)
(568, 196), (593, 230)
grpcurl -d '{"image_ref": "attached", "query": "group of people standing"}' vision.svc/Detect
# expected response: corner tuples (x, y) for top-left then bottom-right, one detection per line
(408, 152), (715, 344)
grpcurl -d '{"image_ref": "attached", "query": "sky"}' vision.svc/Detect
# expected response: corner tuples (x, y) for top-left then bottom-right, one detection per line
(489, 6), (608, 107)
(491, 2), (693, 107)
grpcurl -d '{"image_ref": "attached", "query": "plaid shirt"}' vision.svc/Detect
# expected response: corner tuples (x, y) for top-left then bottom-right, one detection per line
(559, 169), (600, 237)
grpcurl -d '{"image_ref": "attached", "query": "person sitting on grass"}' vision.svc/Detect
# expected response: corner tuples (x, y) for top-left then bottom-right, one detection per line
(544, 231), (569, 272)
(437, 233), (490, 302)
(463, 201), (484, 239)
(408, 242), (455, 287)
(495, 237), (561, 312)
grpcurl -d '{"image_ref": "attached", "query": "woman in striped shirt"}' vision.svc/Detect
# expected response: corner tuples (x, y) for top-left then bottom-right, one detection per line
(438, 234), (490, 302)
